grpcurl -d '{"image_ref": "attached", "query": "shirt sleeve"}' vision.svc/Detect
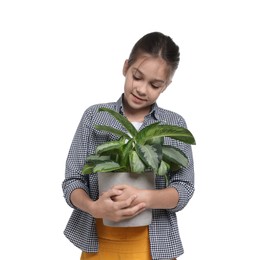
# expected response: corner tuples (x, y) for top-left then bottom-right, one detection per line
(62, 108), (92, 209)
(166, 116), (195, 213)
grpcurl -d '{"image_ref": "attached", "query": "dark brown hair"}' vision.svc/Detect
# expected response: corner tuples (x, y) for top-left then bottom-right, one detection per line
(128, 32), (180, 76)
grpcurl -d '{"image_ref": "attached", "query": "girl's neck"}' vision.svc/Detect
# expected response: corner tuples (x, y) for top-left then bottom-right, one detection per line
(125, 113), (145, 122)
(123, 101), (150, 122)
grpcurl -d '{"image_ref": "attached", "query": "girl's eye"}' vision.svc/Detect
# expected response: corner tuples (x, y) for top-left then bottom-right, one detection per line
(133, 75), (141, 81)
(151, 83), (164, 89)
(151, 84), (159, 89)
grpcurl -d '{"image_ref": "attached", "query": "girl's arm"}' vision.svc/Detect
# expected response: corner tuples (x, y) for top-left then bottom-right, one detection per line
(112, 185), (179, 209)
(70, 188), (147, 222)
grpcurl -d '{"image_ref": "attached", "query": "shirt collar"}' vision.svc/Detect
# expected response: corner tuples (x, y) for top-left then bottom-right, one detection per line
(115, 94), (160, 120)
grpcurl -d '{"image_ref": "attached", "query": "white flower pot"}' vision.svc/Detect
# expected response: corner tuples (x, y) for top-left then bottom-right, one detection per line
(98, 171), (155, 227)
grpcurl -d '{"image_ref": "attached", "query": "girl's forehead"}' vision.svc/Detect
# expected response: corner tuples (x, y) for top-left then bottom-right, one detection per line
(133, 55), (167, 66)
(132, 56), (171, 79)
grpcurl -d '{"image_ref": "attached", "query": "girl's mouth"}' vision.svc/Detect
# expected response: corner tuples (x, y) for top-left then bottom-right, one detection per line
(132, 93), (146, 102)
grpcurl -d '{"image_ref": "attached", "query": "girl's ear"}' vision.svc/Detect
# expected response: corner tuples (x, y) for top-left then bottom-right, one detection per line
(122, 59), (129, 76)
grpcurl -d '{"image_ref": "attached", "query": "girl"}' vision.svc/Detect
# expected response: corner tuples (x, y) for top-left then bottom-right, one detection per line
(62, 31), (195, 260)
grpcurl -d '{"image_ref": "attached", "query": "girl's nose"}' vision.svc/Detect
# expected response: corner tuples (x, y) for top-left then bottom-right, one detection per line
(135, 81), (147, 95)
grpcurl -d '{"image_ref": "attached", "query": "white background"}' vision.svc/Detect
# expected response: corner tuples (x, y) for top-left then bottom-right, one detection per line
(1, 1), (274, 259)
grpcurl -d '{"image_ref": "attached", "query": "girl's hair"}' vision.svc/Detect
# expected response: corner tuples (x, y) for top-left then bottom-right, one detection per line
(128, 32), (180, 76)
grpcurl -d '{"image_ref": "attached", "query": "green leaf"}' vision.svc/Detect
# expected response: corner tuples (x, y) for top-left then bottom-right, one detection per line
(93, 161), (123, 173)
(135, 144), (161, 173)
(136, 124), (196, 145)
(95, 139), (124, 155)
(98, 107), (138, 138)
(129, 150), (146, 173)
(167, 162), (182, 172)
(157, 160), (170, 176)
(145, 136), (164, 145)
(95, 125), (131, 140)
(119, 139), (134, 170)
(135, 122), (160, 144)
(157, 160), (170, 186)
(162, 145), (189, 168)
(82, 163), (94, 174)
(85, 154), (110, 163)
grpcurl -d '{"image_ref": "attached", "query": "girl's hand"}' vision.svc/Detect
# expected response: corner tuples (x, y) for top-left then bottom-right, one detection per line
(90, 187), (146, 222)
(111, 184), (149, 208)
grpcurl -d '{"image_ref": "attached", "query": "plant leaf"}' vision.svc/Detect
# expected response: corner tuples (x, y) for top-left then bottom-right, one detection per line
(85, 154), (111, 163)
(98, 107), (138, 138)
(119, 139), (134, 170)
(145, 136), (164, 145)
(166, 162), (181, 172)
(129, 150), (146, 173)
(95, 125), (132, 140)
(96, 139), (124, 155)
(93, 161), (123, 173)
(136, 124), (196, 145)
(82, 163), (94, 174)
(135, 144), (161, 173)
(162, 145), (189, 168)
(157, 160), (170, 176)
(135, 122), (160, 145)
(157, 160), (170, 186)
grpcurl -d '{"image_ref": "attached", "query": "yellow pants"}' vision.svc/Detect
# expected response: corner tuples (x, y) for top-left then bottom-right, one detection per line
(81, 218), (152, 260)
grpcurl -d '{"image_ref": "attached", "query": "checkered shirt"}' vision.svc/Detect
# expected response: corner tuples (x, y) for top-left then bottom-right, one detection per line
(62, 95), (195, 260)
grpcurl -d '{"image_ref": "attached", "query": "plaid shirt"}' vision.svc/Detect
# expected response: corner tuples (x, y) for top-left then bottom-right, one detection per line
(62, 95), (195, 260)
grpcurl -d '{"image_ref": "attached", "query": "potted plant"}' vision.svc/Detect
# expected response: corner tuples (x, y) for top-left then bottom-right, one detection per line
(82, 107), (196, 226)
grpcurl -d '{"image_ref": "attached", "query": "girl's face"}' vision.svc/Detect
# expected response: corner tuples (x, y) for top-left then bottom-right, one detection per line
(122, 55), (171, 116)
